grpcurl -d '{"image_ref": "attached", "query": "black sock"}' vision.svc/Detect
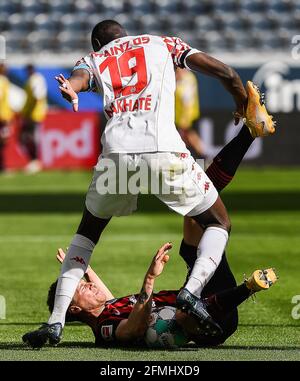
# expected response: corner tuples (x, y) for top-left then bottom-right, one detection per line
(214, 124), (254, 177)
(206, 284), (251, 317)
(77, 207), (111, 245)
(179, 239), (197, 275)
(206, 124), (254, 192)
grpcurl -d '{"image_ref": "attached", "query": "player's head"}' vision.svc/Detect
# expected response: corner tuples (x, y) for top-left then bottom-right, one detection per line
(26, 64), (35, 76)
(91, 20), (127, 51)
(47, 279), (106, 323)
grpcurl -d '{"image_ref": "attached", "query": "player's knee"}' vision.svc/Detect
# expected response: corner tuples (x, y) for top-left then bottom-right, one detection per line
(207, 217), (231, 235)
(216, 205), (231, 233)
(221, 215), (232, 234)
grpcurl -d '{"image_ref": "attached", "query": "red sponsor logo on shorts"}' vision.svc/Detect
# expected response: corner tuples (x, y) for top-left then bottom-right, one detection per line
(204, 181), (210, 193)
(180, 153), (188, 159)
(70, 256), (86, 266)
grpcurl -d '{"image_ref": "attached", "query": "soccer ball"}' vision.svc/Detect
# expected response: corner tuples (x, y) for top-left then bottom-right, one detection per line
(145, 306), (188, 349)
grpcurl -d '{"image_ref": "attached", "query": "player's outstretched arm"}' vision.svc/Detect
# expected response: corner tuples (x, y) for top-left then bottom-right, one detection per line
(186, 53), (247, 125)
(115, 243), (172, 343)
(55, 70), (89, 112)
(56, 248), (114, 300)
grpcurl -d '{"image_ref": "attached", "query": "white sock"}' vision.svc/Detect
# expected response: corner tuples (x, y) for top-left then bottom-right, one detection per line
(48, 234), (95, 326)
(185, 226), (229, 298)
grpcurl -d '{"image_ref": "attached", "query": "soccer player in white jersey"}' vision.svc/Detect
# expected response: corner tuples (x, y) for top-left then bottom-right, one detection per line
(23, 20), (251, 348)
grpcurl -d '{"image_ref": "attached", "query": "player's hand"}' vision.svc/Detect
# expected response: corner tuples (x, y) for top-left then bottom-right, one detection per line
(147, 242), (172, 279)
(55, 74), (79, 112)
(56, 248), (66, 264)
(233, 106), (244, 125)
(233, 99), (248, 125)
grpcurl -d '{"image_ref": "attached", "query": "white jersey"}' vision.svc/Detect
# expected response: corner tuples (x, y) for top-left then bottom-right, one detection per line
(73, 35), (200, 155)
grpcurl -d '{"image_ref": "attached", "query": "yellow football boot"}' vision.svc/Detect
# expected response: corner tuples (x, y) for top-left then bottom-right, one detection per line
(244, 81), (276, 138)
(245, 268), (278, 293)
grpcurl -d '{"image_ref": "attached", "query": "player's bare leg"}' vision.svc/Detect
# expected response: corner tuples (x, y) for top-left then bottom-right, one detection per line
(22, 207), (110, 348)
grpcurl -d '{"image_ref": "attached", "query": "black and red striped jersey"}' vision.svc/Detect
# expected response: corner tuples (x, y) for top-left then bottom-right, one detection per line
(94, 290), (178, 347)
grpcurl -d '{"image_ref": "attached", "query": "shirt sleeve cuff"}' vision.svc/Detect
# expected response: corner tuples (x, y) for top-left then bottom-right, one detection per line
(183, 48), (202, 70)
(72, 63), (94, 90)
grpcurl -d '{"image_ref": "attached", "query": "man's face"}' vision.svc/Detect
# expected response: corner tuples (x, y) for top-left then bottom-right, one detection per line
(72, 280), (106, 312)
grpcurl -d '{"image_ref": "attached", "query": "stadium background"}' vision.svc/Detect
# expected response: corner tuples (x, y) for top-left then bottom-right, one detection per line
(0, 0), (299, 361)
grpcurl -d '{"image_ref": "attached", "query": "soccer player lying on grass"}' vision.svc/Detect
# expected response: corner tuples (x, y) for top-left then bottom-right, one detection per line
(23, 122), (277, 347)
(43, 245), (277, 349)
(22, 118), (274, 348)
(43, 123), (276, 349)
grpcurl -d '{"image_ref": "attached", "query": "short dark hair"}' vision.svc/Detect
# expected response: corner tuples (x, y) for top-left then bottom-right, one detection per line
(47, 280), (79, 323)
(26, 64), (35, 72)
(91, 20), (127, 51)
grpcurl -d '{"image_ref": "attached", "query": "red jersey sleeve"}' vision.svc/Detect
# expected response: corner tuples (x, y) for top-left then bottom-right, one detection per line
(162, 36), (200, 69)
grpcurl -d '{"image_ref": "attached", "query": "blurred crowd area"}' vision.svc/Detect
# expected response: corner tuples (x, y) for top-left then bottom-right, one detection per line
(0, 62), (204, 173)
(0, 0), (298, 54)
(0, 0), (299, 172)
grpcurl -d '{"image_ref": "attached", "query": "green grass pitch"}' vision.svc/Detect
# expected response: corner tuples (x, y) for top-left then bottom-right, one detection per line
(0, 168), (299, 361)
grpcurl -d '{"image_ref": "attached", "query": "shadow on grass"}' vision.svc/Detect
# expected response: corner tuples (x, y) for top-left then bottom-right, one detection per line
(1, 342), (300, 352)
(0, 342), (96, 351)
(111, 344), (300, 352)
(0, 191), (300, 213)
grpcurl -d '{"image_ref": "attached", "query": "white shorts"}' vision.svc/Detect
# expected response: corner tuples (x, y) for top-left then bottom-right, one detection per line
(85, 152), (218, 219)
